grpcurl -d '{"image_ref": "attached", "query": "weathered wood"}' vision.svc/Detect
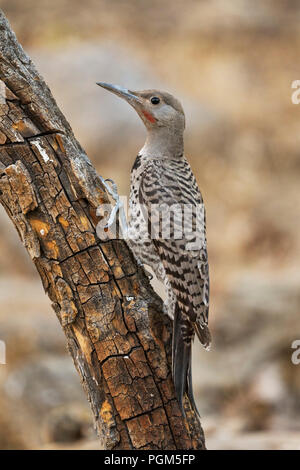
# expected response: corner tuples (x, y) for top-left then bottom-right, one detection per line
(0, 9), (206, 450)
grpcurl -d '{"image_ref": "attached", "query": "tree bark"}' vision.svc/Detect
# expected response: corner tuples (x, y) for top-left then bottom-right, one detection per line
(0, 10), (206, 450)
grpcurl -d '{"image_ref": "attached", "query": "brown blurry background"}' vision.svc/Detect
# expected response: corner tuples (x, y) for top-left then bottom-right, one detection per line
(0, 0), (300, 450)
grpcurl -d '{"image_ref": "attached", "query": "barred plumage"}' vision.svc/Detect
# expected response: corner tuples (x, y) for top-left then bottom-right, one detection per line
(128, 153), (211, 413)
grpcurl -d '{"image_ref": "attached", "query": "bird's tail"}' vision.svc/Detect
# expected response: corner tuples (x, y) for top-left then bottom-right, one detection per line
(172, 304), (199, 416)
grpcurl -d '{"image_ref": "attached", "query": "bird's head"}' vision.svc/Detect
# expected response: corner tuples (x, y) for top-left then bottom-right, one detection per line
(97, 83), (185, 133)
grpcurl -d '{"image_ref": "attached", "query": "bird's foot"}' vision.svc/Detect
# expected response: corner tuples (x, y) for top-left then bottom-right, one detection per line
(163, 300), (175, 320)
(163, 289), (176, 320)
(99, 176), (128, 237)
(136, 259), (153, 281)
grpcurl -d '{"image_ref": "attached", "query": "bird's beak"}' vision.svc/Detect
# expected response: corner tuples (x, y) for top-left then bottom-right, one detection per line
(96, 82), (141, 106)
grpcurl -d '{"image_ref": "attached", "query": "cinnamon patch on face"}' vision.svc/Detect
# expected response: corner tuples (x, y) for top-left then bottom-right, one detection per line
(142, 110), (156, 123)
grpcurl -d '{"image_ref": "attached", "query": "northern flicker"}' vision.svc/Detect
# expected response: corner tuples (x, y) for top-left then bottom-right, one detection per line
(97, 83), (211, 415)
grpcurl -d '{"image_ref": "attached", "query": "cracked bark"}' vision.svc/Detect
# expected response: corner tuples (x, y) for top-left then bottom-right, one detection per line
(0, 10), (206, 450)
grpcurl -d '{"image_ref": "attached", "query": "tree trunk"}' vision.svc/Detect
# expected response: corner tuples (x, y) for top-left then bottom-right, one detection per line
(0, 10), (206, 450)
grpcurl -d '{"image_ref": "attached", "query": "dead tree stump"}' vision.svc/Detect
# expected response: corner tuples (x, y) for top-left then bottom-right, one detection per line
(0, 9), (206, 450)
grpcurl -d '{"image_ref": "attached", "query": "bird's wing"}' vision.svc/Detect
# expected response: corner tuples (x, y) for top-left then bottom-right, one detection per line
(138, 157), (210, 330)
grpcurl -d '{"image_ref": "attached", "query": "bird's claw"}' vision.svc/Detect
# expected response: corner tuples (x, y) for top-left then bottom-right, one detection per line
(136, 259), (153, 280)
(103, 178), (118, 201)
(99, 175), (128, 236)
(144, 268), (153, 281)
(105, 198), (123, 229)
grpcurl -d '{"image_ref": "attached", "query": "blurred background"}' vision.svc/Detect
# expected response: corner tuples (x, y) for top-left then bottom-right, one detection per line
(0, 0), (300, 450)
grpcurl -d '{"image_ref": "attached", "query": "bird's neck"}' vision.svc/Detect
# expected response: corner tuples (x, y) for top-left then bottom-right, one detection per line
(140, 127), (184, 159)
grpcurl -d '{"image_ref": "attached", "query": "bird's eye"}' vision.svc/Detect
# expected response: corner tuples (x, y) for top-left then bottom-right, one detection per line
(150, 96), (160, 105)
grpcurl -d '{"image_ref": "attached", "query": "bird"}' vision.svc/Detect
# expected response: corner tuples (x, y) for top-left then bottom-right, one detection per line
(97, 83), (211, 415)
